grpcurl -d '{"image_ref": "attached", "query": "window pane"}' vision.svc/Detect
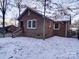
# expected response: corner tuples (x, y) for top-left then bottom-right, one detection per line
(32, 21), (36, 27)
(55, 23), (58, 28)
(28, 21), (31, 27)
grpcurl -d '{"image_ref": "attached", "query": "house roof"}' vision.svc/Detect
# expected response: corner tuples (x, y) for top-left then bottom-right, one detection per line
(18, 6), (70, 22)
(17, 6), (52, 21)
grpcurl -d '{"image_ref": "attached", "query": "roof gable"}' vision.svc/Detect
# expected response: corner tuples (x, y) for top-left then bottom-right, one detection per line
(17, 6), (70, 22)
(18, 7), (52, 21)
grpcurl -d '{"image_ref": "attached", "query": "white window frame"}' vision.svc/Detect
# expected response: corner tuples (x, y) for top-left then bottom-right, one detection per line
(53, 23), (60, 30)
(27, 19), (36, 29)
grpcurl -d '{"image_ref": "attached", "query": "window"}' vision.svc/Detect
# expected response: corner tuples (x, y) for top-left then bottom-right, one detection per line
(32, 21), (36, 27)
(28, 21), (31, 27)
(27, 20), (36, 29)
(53, 23), (60, 30)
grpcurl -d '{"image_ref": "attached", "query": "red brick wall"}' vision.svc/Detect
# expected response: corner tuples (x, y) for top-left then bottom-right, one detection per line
(20, 9), (44, 38)
(19, 9), (70, 38)
(53, 22), (66, 36)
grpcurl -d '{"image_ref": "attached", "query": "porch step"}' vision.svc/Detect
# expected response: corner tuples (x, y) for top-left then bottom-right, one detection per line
(12, 28), (22, 38)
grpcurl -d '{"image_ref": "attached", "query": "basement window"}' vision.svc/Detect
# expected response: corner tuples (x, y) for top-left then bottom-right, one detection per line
(27, 20), (36, 29)
(53, 23), (60, 30)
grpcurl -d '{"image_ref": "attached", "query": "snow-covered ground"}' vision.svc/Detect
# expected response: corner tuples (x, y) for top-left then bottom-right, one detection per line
(0, 36), (79, 59)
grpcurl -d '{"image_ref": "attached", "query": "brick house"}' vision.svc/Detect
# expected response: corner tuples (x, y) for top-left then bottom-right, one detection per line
(13, 7), (70, 38)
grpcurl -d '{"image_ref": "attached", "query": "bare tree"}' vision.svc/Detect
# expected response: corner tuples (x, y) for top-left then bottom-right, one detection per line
(0, 0), (8, 37)
(14, 0), (22, 16)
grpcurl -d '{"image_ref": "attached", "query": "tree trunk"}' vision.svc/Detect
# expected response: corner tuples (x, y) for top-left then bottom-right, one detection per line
(43, 0), (46, 40)
(2, 0), (5, 37)
(3, 10), (5, 37)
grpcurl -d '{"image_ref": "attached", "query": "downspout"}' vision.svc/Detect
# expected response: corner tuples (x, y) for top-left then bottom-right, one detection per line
(65, 22), (67, 37)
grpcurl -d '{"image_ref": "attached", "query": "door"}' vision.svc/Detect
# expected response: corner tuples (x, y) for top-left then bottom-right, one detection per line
(20, 21), (24, 33)
(20, 21), (23, 28)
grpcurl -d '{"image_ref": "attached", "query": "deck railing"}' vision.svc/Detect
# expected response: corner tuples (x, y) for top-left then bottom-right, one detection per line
(12, 28), (22, 38)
